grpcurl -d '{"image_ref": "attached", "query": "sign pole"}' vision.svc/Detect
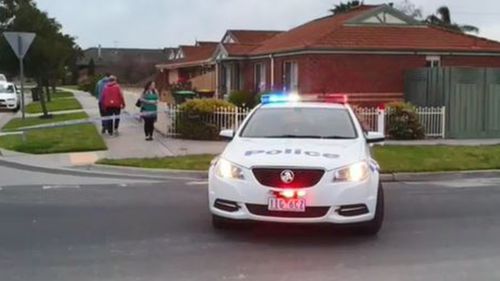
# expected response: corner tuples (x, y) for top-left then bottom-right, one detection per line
(19, 57), (25, 119)
(3, 32), (36, 120)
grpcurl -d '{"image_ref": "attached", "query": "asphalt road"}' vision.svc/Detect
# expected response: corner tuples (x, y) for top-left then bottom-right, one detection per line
(2, 162), (500, 281)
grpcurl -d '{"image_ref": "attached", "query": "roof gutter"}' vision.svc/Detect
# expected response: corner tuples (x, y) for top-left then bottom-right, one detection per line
(156, 59), (215, 70)
(249, 49), (500, 58)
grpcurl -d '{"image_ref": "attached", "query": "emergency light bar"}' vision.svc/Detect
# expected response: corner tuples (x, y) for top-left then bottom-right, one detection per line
(318, 94), (349, 104)
(260, 92), (349, 105)
(261, 92), (301, 104)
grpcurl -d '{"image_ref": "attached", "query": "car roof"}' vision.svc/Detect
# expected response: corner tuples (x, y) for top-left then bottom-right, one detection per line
(259, 102), (348, 110)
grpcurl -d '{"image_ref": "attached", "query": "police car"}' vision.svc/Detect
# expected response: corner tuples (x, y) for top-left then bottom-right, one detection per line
(208, 93), (385, 235)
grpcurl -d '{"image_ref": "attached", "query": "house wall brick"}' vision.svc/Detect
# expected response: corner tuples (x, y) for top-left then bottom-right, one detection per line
(297, 54), (427, 94)
(232, 53), (500, 105)
(441, 56), (500, 67)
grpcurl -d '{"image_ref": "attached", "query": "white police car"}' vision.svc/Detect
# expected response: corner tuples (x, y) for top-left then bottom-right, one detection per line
(208, 93), (385, 235)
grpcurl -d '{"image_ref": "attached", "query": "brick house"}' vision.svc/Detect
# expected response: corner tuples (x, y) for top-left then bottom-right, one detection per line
(155, 31), (283, 100)
(212, 4), (500, 105)
(155, 41), (219, 100)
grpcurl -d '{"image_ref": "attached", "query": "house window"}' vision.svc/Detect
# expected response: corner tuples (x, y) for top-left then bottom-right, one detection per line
(254, 63), (267, 92)
(221, 63), (241, 97)
(283, 61), (299, 92)
(426, 56), (441, 68)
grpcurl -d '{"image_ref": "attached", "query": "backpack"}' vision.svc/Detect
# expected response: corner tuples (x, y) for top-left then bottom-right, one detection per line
(103, 85), (122, 109)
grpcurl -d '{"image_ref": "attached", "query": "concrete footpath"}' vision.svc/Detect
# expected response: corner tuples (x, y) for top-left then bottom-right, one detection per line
(0, 88), (226, 170)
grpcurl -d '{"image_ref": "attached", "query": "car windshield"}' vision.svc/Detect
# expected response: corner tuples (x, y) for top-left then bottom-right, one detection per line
(240, 107), (357, 139)
(0, 85), (15, 94)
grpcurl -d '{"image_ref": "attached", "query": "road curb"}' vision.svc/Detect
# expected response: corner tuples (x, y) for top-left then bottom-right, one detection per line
(382, 170), (500, 182)
(88, 164), (208, 179)
(86, 165), (500, 182)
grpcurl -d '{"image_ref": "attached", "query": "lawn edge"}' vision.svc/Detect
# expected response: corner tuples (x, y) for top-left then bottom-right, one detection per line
(91, 163), (500, 182)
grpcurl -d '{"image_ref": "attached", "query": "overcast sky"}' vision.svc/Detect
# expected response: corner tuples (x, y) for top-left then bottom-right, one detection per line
(36, 0), (500, 50)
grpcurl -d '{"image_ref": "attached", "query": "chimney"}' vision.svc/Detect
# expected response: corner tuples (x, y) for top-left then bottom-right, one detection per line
(98, 44), (102, 59)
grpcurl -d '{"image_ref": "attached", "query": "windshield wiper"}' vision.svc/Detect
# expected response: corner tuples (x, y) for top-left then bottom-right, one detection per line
(322, 135), (356, 139)
(262, 135), (323, 139)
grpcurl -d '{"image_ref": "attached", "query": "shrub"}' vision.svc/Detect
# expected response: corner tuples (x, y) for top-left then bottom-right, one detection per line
(78, 75), (103, 97)
(386, 102), (425, 140)
(177, 99), (235, 140)
(228, 90), (257, 108)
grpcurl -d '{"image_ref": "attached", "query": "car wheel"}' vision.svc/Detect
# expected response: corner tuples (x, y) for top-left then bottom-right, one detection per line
(212, 214), (234, 230)
(356, 183), (384, 236)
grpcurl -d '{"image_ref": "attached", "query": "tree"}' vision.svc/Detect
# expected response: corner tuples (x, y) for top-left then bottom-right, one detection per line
(394, 0), (422, 19)
(426, 6), (479, 34)
(330, 0), (362, 15)
(0, 0), (81, 117)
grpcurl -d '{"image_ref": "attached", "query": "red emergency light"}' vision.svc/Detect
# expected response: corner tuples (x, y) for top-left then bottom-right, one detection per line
(317, 94), (349, 104)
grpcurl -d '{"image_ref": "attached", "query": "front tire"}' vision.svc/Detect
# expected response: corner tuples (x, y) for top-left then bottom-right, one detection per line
(356, 183), (384, 236)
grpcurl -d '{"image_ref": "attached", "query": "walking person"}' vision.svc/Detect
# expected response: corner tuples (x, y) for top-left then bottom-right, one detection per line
(140, 81), (159, 141)
(95, 73), (111, 134)
(101, 76), (125, 136)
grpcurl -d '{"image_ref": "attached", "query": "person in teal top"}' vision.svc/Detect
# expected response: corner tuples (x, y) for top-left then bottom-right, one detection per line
(140, 81), (159, 141)
(95, 73), (111, 133)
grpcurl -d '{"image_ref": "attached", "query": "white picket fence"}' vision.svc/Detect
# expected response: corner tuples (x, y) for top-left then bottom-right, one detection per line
(165, 105), (446, 138)
(165, 105), (251, 137)
(356, 106), (446, 138)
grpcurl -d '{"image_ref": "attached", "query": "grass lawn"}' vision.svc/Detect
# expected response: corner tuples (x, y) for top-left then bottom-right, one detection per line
(2, 112), (88, 132)
(0, 124), (106, 154)
(373, 145), (500, 173)
(97, 154), (215, 171)
(25, 97), (82, 114)
(61, 85), (79, 90)
(97, 145), (500, 173)
(51, 90), (74, 99)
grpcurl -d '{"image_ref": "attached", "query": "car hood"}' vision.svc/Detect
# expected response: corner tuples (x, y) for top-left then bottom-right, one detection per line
(0, 93), (16, 99)
(222, 138), (366, 170)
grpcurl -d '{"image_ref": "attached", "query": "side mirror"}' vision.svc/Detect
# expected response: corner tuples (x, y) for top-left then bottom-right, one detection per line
(219, 129), (235, 140)
(366, 131), (385, 144)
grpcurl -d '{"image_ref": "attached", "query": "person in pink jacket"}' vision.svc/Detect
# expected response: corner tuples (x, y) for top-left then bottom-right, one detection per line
(101, 76), (126, 135)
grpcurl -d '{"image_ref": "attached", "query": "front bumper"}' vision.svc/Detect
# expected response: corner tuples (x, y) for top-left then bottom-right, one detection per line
(0, 100), (18, 109)
(208, 166), (380, 224)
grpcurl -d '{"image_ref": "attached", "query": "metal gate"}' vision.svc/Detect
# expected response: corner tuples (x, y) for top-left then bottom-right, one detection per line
(405, 67), (500, 139)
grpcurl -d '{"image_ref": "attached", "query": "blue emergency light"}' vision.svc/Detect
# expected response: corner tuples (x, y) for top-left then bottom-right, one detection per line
(261, 92), (301, 104)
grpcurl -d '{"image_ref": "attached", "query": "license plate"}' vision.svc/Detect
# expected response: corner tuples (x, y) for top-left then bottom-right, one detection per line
(268, 198), (306, 212)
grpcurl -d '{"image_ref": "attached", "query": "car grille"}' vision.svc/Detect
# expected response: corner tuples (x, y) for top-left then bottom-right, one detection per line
(252, 168), (325, 188)
(246, 204), (330, 218)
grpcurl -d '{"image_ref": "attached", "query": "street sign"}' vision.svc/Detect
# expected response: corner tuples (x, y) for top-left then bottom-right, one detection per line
(3, 32), (36, 119)
(3, 32), (35, 59)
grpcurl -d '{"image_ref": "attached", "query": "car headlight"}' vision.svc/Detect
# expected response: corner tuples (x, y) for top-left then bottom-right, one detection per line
(215, 158), (245, 180)
(7, 98), (16, 102)
(333, 161), (369, 182)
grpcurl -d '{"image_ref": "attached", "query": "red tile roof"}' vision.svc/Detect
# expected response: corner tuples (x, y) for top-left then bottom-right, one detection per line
(226, 30), (283, 44)
(250, 5), (500, 55)
(224, 43), (260, 56)
(196, 41), (219, 47)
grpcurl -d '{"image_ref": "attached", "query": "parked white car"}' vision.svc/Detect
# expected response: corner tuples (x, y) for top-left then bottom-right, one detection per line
(208, 93), (385, 235)
(0, 82), (20, 111)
